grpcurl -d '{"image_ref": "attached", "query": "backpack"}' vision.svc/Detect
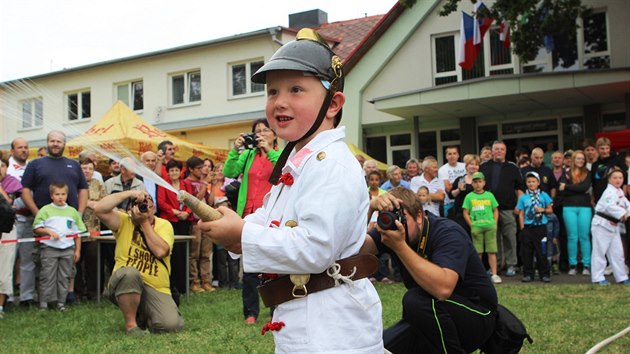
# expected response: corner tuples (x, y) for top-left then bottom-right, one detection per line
(0, 194), (16, 233)
(480, 303), (533, 354)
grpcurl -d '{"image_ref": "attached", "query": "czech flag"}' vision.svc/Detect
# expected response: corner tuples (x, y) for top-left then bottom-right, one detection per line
(458, 11), (477, 70)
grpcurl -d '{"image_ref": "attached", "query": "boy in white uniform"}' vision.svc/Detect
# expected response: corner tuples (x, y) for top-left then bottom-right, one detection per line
(591, 167), (630, 285)
(199, 29), (383, 353)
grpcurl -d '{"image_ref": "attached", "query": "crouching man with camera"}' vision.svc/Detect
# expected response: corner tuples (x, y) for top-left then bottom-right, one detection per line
(89, 190), (184, 335)
(361, 187), (497, 353)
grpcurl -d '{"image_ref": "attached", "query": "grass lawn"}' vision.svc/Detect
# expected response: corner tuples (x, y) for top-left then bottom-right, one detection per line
(1, 283), (629, 353)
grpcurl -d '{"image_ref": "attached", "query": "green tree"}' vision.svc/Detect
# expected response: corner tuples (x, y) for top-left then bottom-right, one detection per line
(400, 0), (589, 64)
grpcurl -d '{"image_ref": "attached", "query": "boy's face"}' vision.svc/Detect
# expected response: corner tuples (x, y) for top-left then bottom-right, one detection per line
(526, 176), (540, 191)
(51, 188), (68, 206)
(418, 190), (429, 204)
(265, 70), (343, 150)
(472, 178), (485, 191)
(609, 171), (624, 188)
(368, 174), (380, 188)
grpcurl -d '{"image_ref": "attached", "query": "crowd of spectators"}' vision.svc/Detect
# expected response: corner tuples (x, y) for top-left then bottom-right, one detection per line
(1, 131), (629, 325)
(360, 137), (630, 286)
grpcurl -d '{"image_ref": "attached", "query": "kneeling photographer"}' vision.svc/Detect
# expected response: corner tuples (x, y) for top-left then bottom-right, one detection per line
(89, 190), (184, 334)
(361, 187), (497, 353)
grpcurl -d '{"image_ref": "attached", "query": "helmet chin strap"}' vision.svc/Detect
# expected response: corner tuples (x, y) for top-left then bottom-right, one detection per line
(268, 90), (334, 185)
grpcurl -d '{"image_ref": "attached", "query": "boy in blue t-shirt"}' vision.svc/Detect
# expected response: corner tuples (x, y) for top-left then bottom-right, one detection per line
(33, 182), (86, 311)
(516, 171), (553, 283)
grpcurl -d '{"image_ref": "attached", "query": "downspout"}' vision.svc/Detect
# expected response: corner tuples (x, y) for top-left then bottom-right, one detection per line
(269, 27), (284, 46)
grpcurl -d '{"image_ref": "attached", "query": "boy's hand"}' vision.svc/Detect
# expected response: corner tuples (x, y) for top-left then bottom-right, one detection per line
(74, 250), (81, 263)
(198, 206), (244, 253)
(49, 231), (60, 240)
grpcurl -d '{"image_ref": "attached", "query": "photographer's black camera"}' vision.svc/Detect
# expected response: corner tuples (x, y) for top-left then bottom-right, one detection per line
(135, 201), (149, 213)
(377, 206), (406, 230)
(242, 133), (259, 150)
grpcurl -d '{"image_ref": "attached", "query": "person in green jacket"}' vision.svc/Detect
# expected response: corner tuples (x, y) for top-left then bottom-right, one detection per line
(222, 118), (281, 323)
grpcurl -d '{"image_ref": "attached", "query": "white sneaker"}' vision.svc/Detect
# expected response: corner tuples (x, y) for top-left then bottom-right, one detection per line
(491, 274), (502, 284)
(582, 268), (590, 276)
(568, 268), (577, 276)
(604, 266), (613, 275)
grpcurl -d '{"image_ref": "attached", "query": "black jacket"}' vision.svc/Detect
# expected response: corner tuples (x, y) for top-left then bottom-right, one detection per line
(479, 160), (524, 210)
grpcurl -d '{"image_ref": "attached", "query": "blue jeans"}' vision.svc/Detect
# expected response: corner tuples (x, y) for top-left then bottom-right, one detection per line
(562, 206), (592, 267)
(545, 213), (561, 261)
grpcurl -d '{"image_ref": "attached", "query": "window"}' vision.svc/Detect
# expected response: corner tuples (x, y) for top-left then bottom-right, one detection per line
(231, 60), (265, 96)
(67, 90), (91, 121)
(434, 35), (458, 86)
(489, 29), (513, 75)
(582, 11), (609, 69)
(20, 98), (43, 129)
(116, 80), (144, 111)
(562, 116), (584, 150)
(170, 70), (201, 105)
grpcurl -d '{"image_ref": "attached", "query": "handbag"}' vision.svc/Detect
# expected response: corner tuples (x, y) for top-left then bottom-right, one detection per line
(0, 194), (16, 233)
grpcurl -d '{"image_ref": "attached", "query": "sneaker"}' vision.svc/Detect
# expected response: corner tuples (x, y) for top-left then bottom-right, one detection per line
(593, 280), (610, 285)
(541, 276), (551, 283)
(66, 292), (78, 305)
(552, 263), (560, 275)
(190, 283), (205, 293)
(380, 277), (394, 285)
(369, 277), (377, 283)
(521, 276), (533, 283)
(582, 267), (591, 276)
(505, 266), (517, 277)
(604, 265), (613, 275)
(58, 304), (67, 312)
(618, 279), (630, 285)
(202, 282), (216, 292)
(0, 311), (4, 319)
(20, 300), (34, 308)
(245, 316), (256, 324)
(212, 280), (220, 287)
(568, 267), (577, 276)
(491, 274), (502, 284)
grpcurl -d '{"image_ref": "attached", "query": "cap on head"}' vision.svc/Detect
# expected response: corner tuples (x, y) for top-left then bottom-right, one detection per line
(472, 172), (485, 180)
(251, 28), (344, 92)
(525, 171), (540, 181)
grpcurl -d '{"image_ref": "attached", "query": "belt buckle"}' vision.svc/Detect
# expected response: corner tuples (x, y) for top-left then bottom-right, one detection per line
(290, 274), (310, 298)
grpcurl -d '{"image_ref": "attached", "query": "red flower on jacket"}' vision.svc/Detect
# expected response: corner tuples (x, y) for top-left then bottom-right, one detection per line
(278, 173), (294, 186)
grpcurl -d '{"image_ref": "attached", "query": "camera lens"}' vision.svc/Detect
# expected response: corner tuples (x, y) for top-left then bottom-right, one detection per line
(138, 203), (148, 213)
(377, 212), (397, 230)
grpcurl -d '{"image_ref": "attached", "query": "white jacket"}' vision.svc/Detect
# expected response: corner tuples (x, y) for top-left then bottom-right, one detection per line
(593, 184), (630, 233)
(242, 127), (383, 354)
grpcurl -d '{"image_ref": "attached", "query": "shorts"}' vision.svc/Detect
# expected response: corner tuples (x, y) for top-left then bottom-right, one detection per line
(107, 266), (184, 333)
(471, 225), (497, 254)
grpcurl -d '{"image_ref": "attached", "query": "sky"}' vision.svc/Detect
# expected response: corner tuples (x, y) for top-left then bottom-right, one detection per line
(0, 0), (396, 82)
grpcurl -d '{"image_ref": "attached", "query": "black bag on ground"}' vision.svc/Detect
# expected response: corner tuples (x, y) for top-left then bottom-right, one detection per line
(0, 194), (16, 233)
(480, 304), (533, 354)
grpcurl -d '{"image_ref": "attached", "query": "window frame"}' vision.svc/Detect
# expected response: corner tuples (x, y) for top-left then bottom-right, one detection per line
(229, 59), (265, 98)
(65, 89), (91, 122)
(115, 80), (144, 111)
(19, 97), (43, 130)
(169, 69), (202, 107)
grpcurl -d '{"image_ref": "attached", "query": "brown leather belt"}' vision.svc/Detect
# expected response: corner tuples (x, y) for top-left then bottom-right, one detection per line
(15, 208), (32, 216)
(257, 254), (378, 308)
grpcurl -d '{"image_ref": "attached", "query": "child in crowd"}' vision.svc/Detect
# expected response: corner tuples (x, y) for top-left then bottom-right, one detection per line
(516, 171), (553, 283)
(591, 167), (630, 285)
(367, 170), (386, 199)
(417, 186), (433, 215)
(199, 28), (383, 352)
(33, 182), (85, 311)
(462, 172), (501, 284)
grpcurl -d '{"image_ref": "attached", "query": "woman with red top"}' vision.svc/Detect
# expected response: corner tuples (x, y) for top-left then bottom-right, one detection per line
(157, 159), (193, 236)
(223, 118), (281, 324)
